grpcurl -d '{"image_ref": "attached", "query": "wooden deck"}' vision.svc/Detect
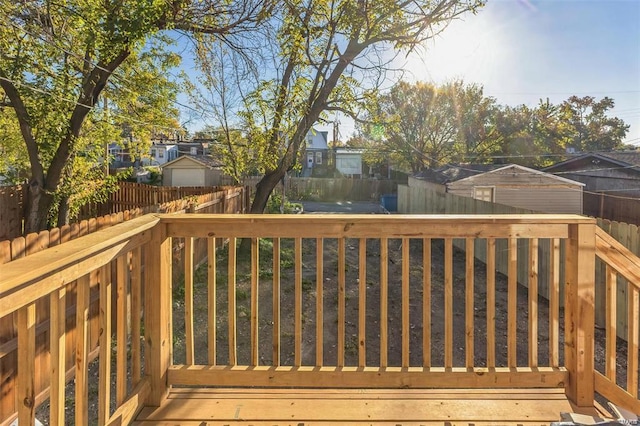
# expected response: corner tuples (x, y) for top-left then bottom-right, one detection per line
(133, 388), (581, 425)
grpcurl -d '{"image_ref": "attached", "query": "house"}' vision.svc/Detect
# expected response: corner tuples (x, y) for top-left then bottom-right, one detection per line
(146, 142), (179, 166)
(301, 128), (329, 176)
(412, 164), (585, 214)
(177, 140), (211, 157)
(161, 155), (224, 187)
(543, 151), (640, 198)
(334, 148), (365, 177)
(108, 142), (136, 168)
(409, 164), (500, 192)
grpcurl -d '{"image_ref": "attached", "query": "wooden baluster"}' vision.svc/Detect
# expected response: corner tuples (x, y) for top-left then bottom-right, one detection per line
(49, 287), (66, 426)
(185, 237), (195, 365)
(402, 238), (410, 368)
(76, 275), (90, 425)
(423, 238), (432, 368)
(251, 237), (259, 366)
(358, 238), (367, 368)
(444, 238), (453, 368)
(465, 238), (475, 369)
(338, 238), (346, 368)
(628, 284), (639, 397)
(605, 265), (617, 381)
(549, 238), (560, 368)
(273, 238), (281, 366)
(17, 303), (36, 425)
(295, 238), (303, 367)
(131, 247), (142, 385)
(208, 237), (217, 366)
(316, 238), (324, 367)
(228, 237), (237, 366)
(380, 238), (388, 368)
(529, 238), (539, 368)
(487, 238), (496, 368)
(116, 254), (128, 405)
(508, 238), (517, 368)
(99, 264), (112, 425)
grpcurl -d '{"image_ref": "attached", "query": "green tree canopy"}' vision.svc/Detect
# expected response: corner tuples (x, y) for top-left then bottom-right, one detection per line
(361, 80), (630, 171)
(0, 0), (270, 232)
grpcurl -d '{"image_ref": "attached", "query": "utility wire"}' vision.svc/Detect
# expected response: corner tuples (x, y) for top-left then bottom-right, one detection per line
(0, 75), (182, 132)
(4, 20), (215, 122)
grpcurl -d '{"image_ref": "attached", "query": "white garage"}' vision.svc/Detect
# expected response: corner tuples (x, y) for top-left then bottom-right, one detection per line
(161, 155), (223, 187)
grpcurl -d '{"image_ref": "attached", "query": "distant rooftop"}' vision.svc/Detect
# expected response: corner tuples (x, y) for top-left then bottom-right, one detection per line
(414, 164), (502, 185)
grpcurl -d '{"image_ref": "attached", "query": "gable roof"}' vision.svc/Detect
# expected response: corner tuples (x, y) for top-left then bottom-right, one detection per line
(597, 151), (640, 167)
(413, 164), (501, 185)
(543, 152), (640, 172)
(161, 155), (223, 169)
(450, 164), (585, 187)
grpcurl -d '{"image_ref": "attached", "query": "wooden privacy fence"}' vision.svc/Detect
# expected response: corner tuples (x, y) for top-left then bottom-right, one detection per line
(0, 186), (247, 425)
(224, 176), (403, 201)
(398, 184), (640, 340)
(79, 182), (235, 218)
(584, 191), (640, 226)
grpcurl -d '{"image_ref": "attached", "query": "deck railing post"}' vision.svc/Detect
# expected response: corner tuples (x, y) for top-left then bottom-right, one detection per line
(145, 220), (172, 406)
(564, 221), (596, 407)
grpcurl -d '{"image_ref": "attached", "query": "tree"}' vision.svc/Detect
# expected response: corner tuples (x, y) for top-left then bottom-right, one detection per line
(361, 80), (498, 172)
(193, 0), (484, 212)
(0, 0), (270, 232)
(560, 96), (629, 152)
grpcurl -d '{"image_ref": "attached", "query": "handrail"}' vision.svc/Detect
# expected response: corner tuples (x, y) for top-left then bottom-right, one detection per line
(594, 226), (640, 414)
(0, 214), (158, 318)
(596, 227), (640, 287)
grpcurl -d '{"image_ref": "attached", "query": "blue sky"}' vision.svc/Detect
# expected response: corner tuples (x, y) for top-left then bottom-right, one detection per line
(180, 0), (640, 147)
(381, 0), (640, 146)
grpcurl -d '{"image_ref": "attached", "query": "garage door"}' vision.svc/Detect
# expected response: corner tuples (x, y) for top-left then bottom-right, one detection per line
(172, 169), (205, 187)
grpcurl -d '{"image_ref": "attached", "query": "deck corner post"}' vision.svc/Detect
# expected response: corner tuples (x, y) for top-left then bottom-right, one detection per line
(145, 221), (172, 406)
(565, 220), (596, 407)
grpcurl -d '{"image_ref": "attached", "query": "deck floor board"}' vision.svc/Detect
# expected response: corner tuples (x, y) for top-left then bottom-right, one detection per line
(133, 388), (574, 425)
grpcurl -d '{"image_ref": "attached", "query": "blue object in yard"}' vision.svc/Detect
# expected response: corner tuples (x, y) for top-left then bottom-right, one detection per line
(381, 194), (397, 212)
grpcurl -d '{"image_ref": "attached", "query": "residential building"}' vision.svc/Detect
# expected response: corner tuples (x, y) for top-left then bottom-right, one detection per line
(301, 128), (329, 177)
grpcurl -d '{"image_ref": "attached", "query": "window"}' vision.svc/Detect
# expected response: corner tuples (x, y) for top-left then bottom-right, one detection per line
(316, 151), (323, 164)
(151, 149), (156, 158)
(158, 150), (164, 158)
(190, 147), (198, 155)
(473, 186), (494, 202)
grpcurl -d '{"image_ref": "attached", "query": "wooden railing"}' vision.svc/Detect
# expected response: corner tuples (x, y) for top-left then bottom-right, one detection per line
(0, 215), (159, 425)
(594, 227), (640, 413)
(161, 214), (594, 406)
(0, 186), (247, 424)
(3, 213), (640, 425)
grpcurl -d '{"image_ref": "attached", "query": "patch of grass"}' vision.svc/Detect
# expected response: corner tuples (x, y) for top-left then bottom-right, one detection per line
(236, 289), (250, 301)
(302, 279), (314, 293)
(259, 268), (274, 279)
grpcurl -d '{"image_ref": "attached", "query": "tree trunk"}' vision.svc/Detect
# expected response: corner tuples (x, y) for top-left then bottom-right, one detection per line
(250, 168), (286, 213)
(57, 196), (70, 228)
(24, 180), (55, 234)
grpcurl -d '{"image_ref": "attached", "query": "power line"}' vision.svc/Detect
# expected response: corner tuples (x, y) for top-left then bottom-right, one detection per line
(5, 20), (215, 122)
(0, 75), (181, 132)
